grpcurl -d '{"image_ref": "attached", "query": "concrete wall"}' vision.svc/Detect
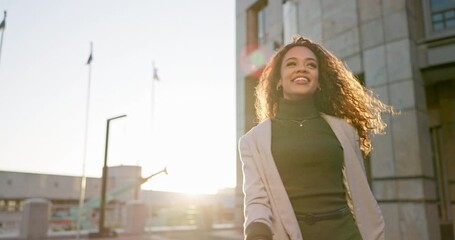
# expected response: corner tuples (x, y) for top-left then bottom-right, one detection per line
(0, 171), (100, 200)
(0, 166), (141, 201)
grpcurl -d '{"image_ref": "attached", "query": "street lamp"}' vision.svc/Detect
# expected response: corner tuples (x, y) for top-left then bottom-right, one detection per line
(97, 114), (127, 238)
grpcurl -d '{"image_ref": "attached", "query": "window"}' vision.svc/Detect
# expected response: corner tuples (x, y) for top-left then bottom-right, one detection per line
(244, 0), (269, 75)
(244, 76), (259, 132)
(7, 201), (16, 212)
(430, 0), (455, 31)
(430, 126), (452, 222)
(283, 0), (299, 44)
(247, 0), (268, 50)
(355, 74), (372, 185)
(257, 1), (268, 45)
(422, 0), (455, 39)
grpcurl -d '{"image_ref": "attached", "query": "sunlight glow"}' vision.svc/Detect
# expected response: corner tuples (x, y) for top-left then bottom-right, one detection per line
(0, 0), (236, 195)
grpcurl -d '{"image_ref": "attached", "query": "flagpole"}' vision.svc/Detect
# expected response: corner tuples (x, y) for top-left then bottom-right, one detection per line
(0, 11), (7, 67)
(76, 42), (93, 239)
(150, 61), (157, 132)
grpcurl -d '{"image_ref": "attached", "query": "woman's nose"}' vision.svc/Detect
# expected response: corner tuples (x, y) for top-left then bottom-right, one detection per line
(296, 64), (308, 73)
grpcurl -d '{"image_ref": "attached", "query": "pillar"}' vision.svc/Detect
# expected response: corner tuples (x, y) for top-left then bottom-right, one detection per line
(361, 0), (441, 239)
(125, 200), (147, 234)
(19, 198), (49, 240)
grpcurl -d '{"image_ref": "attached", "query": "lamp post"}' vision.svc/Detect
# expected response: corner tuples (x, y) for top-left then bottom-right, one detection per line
(98, 114), (127, 237)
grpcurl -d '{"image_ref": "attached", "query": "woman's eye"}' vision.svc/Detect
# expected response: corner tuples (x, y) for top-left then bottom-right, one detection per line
(286, 62), (296, 67)
(307, 63), (317, 68)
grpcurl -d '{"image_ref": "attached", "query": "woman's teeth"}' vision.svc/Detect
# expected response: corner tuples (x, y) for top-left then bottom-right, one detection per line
(293, 77), (309, 83)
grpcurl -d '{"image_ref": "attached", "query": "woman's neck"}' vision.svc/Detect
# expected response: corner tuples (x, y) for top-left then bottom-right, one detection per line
(276, 97), (319, 119)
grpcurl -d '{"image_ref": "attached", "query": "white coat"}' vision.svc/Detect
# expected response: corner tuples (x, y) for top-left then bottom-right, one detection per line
(238, 114), (385, 240)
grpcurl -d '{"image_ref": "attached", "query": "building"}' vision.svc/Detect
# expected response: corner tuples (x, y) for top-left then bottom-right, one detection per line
(0, 166), (142, 233)
(235, 0), (455, 239)
(0, 166), (235, 235)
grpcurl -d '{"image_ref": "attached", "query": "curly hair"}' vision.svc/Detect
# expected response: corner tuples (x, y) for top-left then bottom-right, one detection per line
(255, 35), (395, 155)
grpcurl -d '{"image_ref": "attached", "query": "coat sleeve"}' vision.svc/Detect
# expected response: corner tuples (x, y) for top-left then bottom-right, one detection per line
(238, 135), (273, 232)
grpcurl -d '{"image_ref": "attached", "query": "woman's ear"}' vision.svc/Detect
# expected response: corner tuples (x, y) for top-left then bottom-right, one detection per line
(276, 80), (283, 91)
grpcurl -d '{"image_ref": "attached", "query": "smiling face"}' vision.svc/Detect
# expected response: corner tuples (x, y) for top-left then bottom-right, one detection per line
(278, 46), (319, 100)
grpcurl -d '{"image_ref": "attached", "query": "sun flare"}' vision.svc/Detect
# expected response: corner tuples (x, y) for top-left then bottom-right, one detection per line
(141, 165), (224, 195)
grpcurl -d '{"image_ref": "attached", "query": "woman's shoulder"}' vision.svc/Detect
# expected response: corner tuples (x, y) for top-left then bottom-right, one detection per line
(239, 119), (271, 141)
(321, 113), (352, 126)
(320, 113), (357, 135)
(321, 113), (361, 145)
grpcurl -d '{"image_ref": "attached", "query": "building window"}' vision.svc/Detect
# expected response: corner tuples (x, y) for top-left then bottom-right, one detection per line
(7, 201), (16, 212)
(430, 126), (452, 223)
(257, 3), (267, 45)
(354, 73), (373, 186)
(283, 0), (299, 44)
(0, 200), (5, 211)
(430, 0), (455, 31)
(244, 76), (259, 132)
(247, 0), (268, 51)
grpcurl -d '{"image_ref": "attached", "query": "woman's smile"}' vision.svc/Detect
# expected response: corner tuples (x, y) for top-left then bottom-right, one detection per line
(279, 46), (319, 100)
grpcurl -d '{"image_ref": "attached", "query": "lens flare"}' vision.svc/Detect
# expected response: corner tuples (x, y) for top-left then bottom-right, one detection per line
(239, 43), (273, 77)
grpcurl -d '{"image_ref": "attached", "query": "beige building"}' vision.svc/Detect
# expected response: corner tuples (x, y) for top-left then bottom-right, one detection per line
(235, 0), (455, 239)
(0, 166), (235, 235)
(0, 166), (142, 232)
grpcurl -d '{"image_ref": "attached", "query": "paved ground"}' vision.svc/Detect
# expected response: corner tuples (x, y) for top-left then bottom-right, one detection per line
(0, 227), (244, 240)
(83, 229), (243, 240)
(100, 230), (243, 240)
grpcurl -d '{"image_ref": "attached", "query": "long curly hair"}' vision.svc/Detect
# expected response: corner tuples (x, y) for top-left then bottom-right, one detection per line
(255, 35), (394, 155)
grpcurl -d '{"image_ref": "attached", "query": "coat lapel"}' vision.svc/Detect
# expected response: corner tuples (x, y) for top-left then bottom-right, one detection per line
(253, 120), (302, 239)
(321, 114), (385, 239)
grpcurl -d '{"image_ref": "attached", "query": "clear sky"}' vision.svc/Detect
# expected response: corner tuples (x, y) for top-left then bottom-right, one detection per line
(0, 0), (236, 194)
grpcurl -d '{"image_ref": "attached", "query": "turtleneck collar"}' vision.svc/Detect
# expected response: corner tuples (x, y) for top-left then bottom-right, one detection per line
(275, 97), (319, 120)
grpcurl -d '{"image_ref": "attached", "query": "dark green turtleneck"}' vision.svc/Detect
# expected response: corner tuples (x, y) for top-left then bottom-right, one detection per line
(272, 97), (345, 211)
(270, 97), (361, 239)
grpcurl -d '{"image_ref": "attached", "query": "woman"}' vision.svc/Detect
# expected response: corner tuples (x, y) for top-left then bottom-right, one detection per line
(239, 35), (394, 240)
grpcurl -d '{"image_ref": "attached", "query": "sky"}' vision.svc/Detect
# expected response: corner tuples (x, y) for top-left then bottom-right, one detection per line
(0, 0), (236, 194)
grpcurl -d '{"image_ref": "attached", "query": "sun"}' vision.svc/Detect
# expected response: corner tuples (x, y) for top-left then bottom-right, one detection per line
(141, 165), (221, 195)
